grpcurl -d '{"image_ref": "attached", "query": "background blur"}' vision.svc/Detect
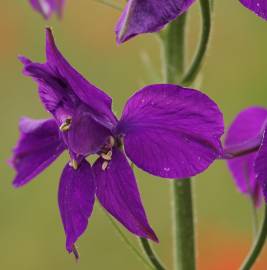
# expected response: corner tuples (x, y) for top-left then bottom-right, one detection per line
(1, 1), (267, 269)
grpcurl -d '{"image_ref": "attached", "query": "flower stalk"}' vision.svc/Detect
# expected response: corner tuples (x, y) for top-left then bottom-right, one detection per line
(163, 13), (196, 270)
(240, 205), (267, 270)
(182, 0), (212, 85)
(139, 238), (166, 270)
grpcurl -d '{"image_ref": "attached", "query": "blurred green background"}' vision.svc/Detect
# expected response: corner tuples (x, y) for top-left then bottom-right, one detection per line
(1, 1), (267, 269)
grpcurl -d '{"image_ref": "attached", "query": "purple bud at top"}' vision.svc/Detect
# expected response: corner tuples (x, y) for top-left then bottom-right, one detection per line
(115, 0), (196, 44)
(29, 0), (65, 19)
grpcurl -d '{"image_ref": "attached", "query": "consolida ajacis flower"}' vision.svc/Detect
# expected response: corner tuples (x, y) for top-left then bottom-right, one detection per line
(224, 107), (267, 207)
(10, 28), (224, 257)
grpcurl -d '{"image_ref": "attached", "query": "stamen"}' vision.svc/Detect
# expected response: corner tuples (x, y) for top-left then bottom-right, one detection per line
(59, 117), (72, 132)
(69, 159), (78, 170)
(102, 161), (109, 171)
(108, 136), (115, 147)
(101, 150), (112, 161)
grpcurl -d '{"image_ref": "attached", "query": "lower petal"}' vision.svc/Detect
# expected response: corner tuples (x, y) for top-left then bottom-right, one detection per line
(58, 160), (96, 253)
(93, 148), (158, 242)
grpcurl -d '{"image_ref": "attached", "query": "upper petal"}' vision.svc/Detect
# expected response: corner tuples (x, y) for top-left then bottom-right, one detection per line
(240, 0), (267, 20)
(58, 160), (96, 253)
(93, 148), (158, 242)
(117, 84), (224, 179)
(10, 117), (65, 187)
(115, 0), (196, 43)
(45, 28), (116, 125)
(225, 107), (267, 205)
(20, 59), (78, 123)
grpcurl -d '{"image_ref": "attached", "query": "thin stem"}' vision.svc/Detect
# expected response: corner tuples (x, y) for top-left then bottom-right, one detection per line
(172, 180), (195, 270)
(240, 205), (267, 270)
(139, 238), (166, 270)
(93, 0), (122, 11)
(163, 14), (196, 270)
(249, 199), (259, 239)
(105, 212), (154, 270)
(181, 0), (211, 85)
(163, 14), (187, 83)
(130, 163), (165, 270)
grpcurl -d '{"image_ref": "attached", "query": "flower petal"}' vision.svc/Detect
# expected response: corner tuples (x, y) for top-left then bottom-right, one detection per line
(67, 105), (111, 156)
(10, 117), (65, 187)
(45, 28), (116, 126)
(225, 107), (267, 205)
(29, 0), (65, 19)
(19, 60), (78, 123)
(115, 0), (196, 43)
(58, 160), (95, 253)
(255, 128), (267, 203)
(240, 0), (267, 20)
(116, 84), (224, 179)
(93, 148), (158, 242)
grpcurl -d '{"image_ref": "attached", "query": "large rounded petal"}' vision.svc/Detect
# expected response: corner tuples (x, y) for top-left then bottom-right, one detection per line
(240, 0), (267, 20)
(115, 0), (196, 43)
(10, 117), (65, 187)
(58, 160), (96, 253)
(93, 148), (158, 242)
(225, 107), (267, 206)
(116, 84), (224, 179)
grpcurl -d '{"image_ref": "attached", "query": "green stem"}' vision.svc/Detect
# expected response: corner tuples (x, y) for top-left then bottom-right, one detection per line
(249, 199), (259, 240)
(93, 0), (122, 11)
(164, 14), (187, 83)
(240, 205), (267, 270)
(181, 0), (211, 85)
(163, 14), (196, 270)
(139, 238), (166, 270)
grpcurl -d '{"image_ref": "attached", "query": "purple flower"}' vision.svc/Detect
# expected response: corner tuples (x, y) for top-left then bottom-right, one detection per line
(29, 0), (65, 19)
(224, 107), (267, 206)
(115, 0), (196, 43)
(239, 0), (267, 20)
(11, 28), (224, 255)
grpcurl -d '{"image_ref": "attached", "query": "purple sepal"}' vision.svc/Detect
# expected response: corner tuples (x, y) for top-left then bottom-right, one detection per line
(240, 0), (267, 20)
(93, 148), (158, 242)
(58, 160), (95, 253)
(117, 84), (224, 179)
(10, 117), (65, 187)
(225, 107), (267, 206)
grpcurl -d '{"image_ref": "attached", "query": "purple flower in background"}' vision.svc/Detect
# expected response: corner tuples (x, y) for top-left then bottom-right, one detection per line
(11, 28), (224, 255)
(239, 0), (267, 20)
(116, 0), (196, 43)
(29, 0), (65, 19)
(224, 107), (267, 206)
